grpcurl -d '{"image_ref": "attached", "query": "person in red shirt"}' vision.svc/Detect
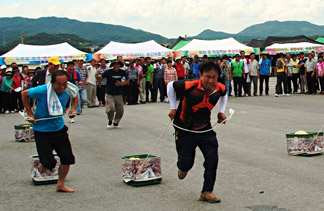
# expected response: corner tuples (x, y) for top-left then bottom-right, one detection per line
(174, 57), (186, 80)
(12, 67), (24, 111)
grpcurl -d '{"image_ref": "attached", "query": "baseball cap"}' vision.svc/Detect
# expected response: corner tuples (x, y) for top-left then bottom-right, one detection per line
(1, 65), (7, 69)
(48, 56), (61, 65)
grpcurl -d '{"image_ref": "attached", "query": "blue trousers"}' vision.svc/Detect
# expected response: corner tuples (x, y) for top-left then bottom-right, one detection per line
(175, 130), (219, 192)
(77, 89), (87, 113)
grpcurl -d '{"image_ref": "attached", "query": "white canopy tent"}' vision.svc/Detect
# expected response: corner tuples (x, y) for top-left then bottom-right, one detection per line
(0, 42), (90, 65)
(178, 38), (258, 57)
(93, 40), (173, 60)
(265, 42), (324, 55)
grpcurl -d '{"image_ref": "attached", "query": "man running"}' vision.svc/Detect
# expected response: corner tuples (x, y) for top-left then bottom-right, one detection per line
(167, 61), (227, 203)
(22, 70), (78, 192)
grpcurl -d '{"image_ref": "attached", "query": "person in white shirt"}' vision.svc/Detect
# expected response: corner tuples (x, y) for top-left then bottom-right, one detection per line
(86, 59), (98, 107)
(249, 53), (259, 96)
(240, 51), (250, 96)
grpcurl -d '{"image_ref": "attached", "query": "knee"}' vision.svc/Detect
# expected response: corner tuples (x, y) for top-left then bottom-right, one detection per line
(40, 157), (57, 170)
(178, 156), (195, 172)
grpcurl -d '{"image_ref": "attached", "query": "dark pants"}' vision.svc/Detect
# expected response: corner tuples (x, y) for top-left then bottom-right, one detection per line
(176, 130), (219, 192)
(233, 77), (243, 96)
(250, 76), (258, 95)
(292, 74), (300, 93)
(127, 80), (139, 105)
(259, 75), (269, 95)
(145, 81), (153, 102)
(1, 92), (14, 111)
(306, 72), (316, 94)
(152, 78), (164, 102)
(13, 91), (23, 111)
(97, 85), (106, 105)
(34, 125), (75, 170)
(319, 77), (324, 93)
(243, 73), (250, 96)
(287, 76), (292, 94)
(276, 72), (288, 94)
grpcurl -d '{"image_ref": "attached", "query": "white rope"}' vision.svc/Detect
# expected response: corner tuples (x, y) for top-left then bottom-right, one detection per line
(134, 109), (235, 180)
(19, 111), (63, 122)
(134, 120), (172, 179)
(305, 123), (324, 152)
(172, 108), (235, 133)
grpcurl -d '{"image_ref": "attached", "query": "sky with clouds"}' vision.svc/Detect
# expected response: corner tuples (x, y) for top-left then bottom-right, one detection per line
(1, 0), (324, 38)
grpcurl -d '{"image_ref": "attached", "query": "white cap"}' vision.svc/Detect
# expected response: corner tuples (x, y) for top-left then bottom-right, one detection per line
(1, 65), (7, 69)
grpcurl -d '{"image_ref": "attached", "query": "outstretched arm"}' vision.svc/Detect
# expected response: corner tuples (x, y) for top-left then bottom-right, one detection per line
(217, 94), (228, 124)
(21, 90), (36, 124)
(167, 81), (177, 120)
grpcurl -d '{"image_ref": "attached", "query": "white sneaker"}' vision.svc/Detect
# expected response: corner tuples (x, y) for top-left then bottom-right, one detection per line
(107, 124), (113, 129)
(275, 94), (279, 97)
(5, 110), (9, 114)
(69, 118), (75, 123)
(164, 98), (169, 103)
(284, 93), (290, 96)
(113, 122), (121, 129)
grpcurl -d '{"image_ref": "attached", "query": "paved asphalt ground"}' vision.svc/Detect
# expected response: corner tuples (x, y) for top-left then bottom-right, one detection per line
(1, 78), (324, 211)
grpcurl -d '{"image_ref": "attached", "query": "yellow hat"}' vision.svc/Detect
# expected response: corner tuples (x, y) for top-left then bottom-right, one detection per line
(48, 56), (61, 65)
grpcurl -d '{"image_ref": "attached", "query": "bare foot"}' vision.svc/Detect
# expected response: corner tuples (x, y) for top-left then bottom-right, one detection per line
(56, 185), (74, 193)
(38, 164), (46, 174)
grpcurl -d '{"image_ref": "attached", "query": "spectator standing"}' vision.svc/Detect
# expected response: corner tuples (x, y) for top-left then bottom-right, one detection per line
(298, 52), (307, 94)
(32, 56), (61, 86)
(259, 52), (271, 96)
(12, 67), (24, 112)
(97, 59), (109, 107)
(74, 59), (88, 112)
(174, 57), (186, 80)
(190, 55), (201, 78)
(143, 57), (154, 102)
(290, 54), (300, 94)
(136, 58), (146, 104)
(304, 53), (317, 94)
(220, 58), (232, 96)
(125, 60), (139, 105)
(1, 70), (14, 113)
(182, 56), (190, 77)
(285, 53), (293, 94)
(240, 51), (250, 96)
(274, 53), (289, 97)
(231, 55), (245, 97)
(316, 56), (324, 94)
(249, 53), (259, 96)
(152, 57), (165, 102)
(86, 59), (98, 107)
(164, 60), (178, 85)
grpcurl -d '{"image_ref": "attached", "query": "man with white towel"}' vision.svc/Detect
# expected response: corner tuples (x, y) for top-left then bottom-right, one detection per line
(22, 70), (79, 193)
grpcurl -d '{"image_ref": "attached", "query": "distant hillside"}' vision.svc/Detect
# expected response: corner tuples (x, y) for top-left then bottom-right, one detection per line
(1, 32), (92, 51)
(193, 21), (324, 42)
(0, 17), (169, 45)
(193, 29), (233, 40)
(238, 20), (324, 38)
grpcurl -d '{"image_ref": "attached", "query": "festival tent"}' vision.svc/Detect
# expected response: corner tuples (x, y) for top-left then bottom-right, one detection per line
(169, 36), (188, 49)
(177, 37), (258, 57)
(0, 42), (91, 65)
(93, 40), (174, 60)
(264, 42), (324, 55)
(316, 37), (324, 44)
(247, 35), (321, 51)
(172, 40), (191, 50)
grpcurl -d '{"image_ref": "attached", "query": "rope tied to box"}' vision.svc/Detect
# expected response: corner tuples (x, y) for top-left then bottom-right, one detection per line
(134, 109), (235, 180)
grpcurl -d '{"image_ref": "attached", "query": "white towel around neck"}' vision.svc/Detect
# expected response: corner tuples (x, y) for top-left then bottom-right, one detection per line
(47, 82), (79, 116)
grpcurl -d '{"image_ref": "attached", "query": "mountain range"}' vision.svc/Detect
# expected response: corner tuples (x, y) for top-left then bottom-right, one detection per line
(0, 17), (323, 48)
